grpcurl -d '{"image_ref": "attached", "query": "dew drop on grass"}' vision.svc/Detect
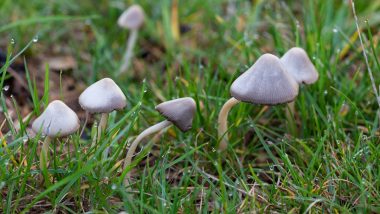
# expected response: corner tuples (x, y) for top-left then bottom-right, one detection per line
(212, 147), (216, 152)
(324, 90), (328, 95)
(10, 38), (15, 44)
(269, 165), (274, 171)
(111, 184), (117, 190)
(3, 85), (9, 91)
(32, 35), (39, 43)
(333, 28), (338, 33)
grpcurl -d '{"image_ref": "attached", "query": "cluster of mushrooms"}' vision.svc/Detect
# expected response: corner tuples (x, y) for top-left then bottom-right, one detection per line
(30, 4), (319, 187)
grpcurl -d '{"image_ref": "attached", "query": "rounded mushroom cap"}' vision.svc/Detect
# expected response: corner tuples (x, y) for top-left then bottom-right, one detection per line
(230, 53), (299, 105)
(280, 47), (319, 84)
(79, 78), (127, 114)
(155, 97), (196, 132)
(117, 4), (145, 30)
(32, 100), (80, 137)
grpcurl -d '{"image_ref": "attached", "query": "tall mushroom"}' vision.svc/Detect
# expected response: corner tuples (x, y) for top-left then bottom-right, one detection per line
(32, 100), (80, 171)
(217, 54), (299, 151)
(118, 4), (145, 74)
(79, 78), (127, 143)
(123, 97), (196, 186)
(280, 47), (319, 122)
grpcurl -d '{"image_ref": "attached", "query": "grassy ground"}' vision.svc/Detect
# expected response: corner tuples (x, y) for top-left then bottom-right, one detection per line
(1, 0), (380, 213)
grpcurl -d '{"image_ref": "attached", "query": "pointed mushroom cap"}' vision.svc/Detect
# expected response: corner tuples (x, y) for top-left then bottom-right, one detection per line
(230, 53), (299, 105)
(32, 100), (80, 137)
(79, 78), (127, 114)
(118, 4), (145, 30)
(280, 47), (319, 84)
(155, 97), (196, 132)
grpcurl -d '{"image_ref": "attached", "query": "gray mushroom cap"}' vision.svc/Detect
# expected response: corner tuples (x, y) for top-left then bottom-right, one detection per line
(280, 47), (319, 84)
(79, 78), (127, 114)
(155, 97), (196, 132)
(230, 53), (299, 105)
(32, 100), (80, 137)
(117, 4), (145, 30)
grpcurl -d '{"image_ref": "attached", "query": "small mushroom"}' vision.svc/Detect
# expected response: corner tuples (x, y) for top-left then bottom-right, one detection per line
(79, 78), (127, 143)
(32, 100), (79, 171)
(280, 47), (319, 126)
(118, 4), (145, 74)
(217, 54), (299, 151)
(123, 97), (196, 186)
(280, 47), (318, 84)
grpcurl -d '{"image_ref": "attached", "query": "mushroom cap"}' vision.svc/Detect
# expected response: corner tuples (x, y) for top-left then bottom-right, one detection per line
(79, 78), (127, 114)
(230, 53), (299, 105)
(155, 97), (196, 132)
(32, 100), (80, 137)
(117, 4), (145, 30)
(280, 47), (319, 84)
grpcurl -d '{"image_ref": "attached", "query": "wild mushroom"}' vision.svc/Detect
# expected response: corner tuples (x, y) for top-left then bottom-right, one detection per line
(79, 78), (127, 143)
(217, 53), (299, 151)
(280, 47), (319, 126)
(32, 100), (80, 171)
(118, 4), (145, 74)
(123, 97), (196, 186)
(280, 47), (318, 85)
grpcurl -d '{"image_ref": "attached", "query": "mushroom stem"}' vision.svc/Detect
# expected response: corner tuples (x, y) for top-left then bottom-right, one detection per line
(119, 29), (138, 74)
(97, 113), (109, 141)
(285, 101), (297, 135)
(217, 97), (240, 151)
(123, 120), (172, 186)
(39, 137), (51, 172)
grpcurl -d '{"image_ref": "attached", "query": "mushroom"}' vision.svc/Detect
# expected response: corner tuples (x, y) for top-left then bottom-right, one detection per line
(79, 78), (127, 143)
(123, 97), (196, 186)
(280, 47), (318, 85)
(117, 4), (145, 74)
(217, 54), (299, 151)
(280, 47), (319, 125)
(32, 100), (80, 171)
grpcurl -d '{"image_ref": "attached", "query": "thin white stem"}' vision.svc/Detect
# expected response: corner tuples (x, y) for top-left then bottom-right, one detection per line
(351, 0), (380, 109)
(39, 137), (51, 172)
(217, 97), (240, 151)
(119, 29), (138, 74)
(123, 120), (172, 186)
(97, 113), (108, 142)
(285, 101), (297, 135)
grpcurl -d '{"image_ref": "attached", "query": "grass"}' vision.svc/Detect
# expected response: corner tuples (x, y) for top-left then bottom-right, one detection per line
(1, 0), (380, 212)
